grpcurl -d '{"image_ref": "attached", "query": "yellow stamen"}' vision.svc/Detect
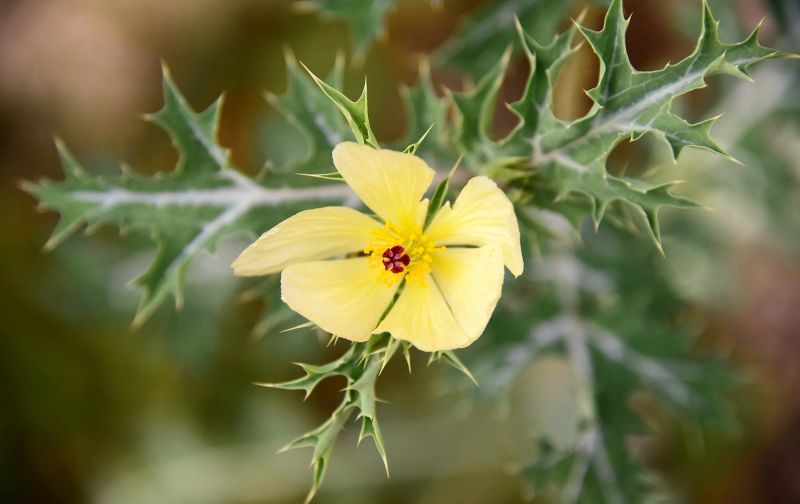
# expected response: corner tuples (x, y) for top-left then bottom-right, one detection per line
(364, 222), (445, 287)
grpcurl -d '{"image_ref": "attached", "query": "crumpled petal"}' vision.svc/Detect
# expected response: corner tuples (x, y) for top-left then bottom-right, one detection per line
(374, 274), (471, 351)
(333, 142), (435, 230)
(431, 245), (504, 345)
(232, 207), (379, 276)
(281, 258), (398, 342)
(425, 176), (523, 276)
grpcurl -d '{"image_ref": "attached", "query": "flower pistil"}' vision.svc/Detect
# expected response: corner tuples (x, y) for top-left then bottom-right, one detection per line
(365, 221), (444, 287)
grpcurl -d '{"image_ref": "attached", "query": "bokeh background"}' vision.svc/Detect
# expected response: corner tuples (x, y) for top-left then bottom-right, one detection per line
(2, 0), (799, 502)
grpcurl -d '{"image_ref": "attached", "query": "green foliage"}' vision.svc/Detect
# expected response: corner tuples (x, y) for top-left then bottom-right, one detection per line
(465, 228), (738, 502)
(25, 0), (796, 502)
(266, 336), (396, 503)
(300, 62), (379, 147)
(266, 52), (352, 173)
(304, 0), (789, 250)
(399, 60), (450, 163)
(437, 0), (579, 75)
(479, 0), (785, 248)
(24, 67), (354, 325)
(301, 0), (400, 57)
(520, 0), (782, 246)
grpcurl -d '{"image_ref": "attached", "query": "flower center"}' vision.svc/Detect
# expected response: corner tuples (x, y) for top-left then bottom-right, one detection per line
(382, 245), (410, 273)
(364, 221), (444, 287)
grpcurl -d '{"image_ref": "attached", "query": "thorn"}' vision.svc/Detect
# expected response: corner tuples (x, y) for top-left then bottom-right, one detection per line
(754, 16), (766, 34)
(253, 381), (278, 389)
(130, 311), (147, 331)
(159, 60), (171, 79)
(654, 239), (665, 257)
(298, 60), (320, 83)
(42, 237), (59, 253)
(281, 46), (297, 68)
(291, 1), (316, 13)
(333, 50), (346, 77)
(280, 321), (315, 333)
(448, 154), (464, 179)
(513, 16), (526, 42)
(573, 7), (589, 27)
(725, 153), (745, 166)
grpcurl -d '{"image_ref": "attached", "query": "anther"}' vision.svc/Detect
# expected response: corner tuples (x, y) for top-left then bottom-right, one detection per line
(382, 245), (411, 274)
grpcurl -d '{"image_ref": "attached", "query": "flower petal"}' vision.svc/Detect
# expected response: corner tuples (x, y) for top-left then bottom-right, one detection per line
(281, 258), (398, 342)
(431, 245), (504, 344)
(333, 142), (435, 230)
(426, 176), (523, 276)
(374, 275), (471, 352)
(232, 207), (379, 276)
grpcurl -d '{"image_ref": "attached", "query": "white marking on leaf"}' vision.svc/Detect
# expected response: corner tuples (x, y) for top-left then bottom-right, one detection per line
(73, 171), (354, 210)
(538, 57), (759, 163)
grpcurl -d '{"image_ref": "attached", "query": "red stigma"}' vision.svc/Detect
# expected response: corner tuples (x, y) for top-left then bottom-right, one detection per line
(382, 245), (410, 274)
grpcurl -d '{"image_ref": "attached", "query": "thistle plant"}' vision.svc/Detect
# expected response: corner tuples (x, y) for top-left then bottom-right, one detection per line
(25, 0), (795, 501)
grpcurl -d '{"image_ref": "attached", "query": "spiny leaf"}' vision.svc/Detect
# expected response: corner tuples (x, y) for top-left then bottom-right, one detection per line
(401, 341), (413, 373)
(555, 173), (701, 249)
(403, 123), (433, 155)
(25, 67), (353, 326)
(449, 47), (512, 156)
(266, 51), (351, 173)
(146, 64), (231, 175)
(349, 358), (389, 474)
(255, 345), (359, 398)
(267, 343), (396, 500)
(358, 416), (389, 476)
(349, 357), (381, 419)
(504, 17), (579, 146)
(429, 350), (478, 386)
(280, 397), (356, 504)
(436, 0), (577, 76)
(301, 62), (379, 147)
(423, 155), (460, 228)
(398, 59), (448, 161)
(380, 337), (402, 373)
(517, 0), (790, 246)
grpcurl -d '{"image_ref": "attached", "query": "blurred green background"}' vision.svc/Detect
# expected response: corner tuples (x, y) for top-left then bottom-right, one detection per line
(2, 0), (799, 502)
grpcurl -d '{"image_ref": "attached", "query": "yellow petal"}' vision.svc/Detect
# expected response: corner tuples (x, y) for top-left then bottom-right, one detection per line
(333, 142), (435, 230)
(431, 245), (504, 344)
(281, 258), (398, 342)
(232, 207), (379, 276)
(374, 275), (471, 352)
(426, 176), (523, 277)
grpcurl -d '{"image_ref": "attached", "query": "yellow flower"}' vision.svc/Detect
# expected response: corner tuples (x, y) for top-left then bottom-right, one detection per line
(232, 142), (523, 351)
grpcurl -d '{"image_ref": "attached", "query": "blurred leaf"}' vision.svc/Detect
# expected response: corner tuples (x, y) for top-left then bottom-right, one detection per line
(267, 52), (352, 174)
(437, 0), (578, 76)
(449, 47), (511, 154)
(429, 350), (478, 386)
(302, 0), (400, 57)
(399, 60), (448, 162)
(470, 239), (739, 503)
